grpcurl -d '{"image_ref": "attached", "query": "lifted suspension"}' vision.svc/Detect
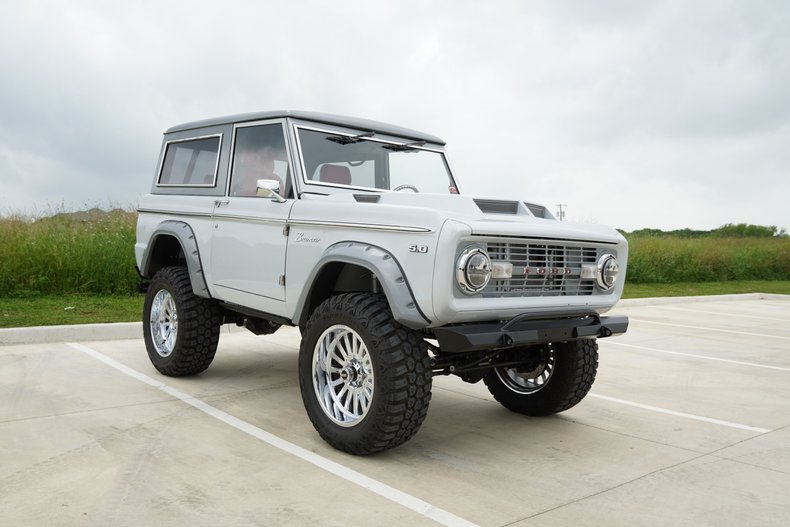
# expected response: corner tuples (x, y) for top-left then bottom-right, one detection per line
(429, 343), (551, 384)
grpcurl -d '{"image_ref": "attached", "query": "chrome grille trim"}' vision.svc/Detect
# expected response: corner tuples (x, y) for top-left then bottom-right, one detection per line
(483, 241), (600, 297)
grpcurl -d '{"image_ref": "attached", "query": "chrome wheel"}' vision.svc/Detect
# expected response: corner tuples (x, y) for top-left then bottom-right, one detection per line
(312, 324), (374, 427)
(143, 267), (221, 377)
(149, 289), (178, 357)
(495, 348), (555, 394)
(299, 293), (433, 454)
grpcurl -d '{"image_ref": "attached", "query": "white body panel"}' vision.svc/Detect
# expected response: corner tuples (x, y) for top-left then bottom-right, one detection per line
(210, 197), (293, 311)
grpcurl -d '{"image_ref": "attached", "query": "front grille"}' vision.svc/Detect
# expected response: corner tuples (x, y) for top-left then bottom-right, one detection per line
(484, 241), (599, 297)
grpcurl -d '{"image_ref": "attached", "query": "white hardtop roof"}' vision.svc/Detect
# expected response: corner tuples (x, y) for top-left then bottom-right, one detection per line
(165, 110), (445, 145)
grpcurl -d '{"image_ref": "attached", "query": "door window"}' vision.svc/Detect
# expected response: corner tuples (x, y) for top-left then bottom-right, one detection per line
(230, 124), (290, 197)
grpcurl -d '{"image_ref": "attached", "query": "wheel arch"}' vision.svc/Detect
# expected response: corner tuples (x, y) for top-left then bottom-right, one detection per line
(293, 241), (430, 329)
(139, 220), (211, 298)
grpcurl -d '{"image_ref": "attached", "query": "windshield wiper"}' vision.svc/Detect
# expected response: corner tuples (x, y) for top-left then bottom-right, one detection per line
(383, 141), (425, 152)
(325, 131), (375, 145)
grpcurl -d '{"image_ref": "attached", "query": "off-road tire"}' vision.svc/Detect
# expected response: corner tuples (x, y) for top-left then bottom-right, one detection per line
(298, 293), (432, 455)
(484, 339), (598, 416)
(143, 266), (222, 377)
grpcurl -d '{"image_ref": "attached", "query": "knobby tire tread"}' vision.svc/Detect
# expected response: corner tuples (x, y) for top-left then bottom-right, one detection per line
(299, 293), (432, 455)
(144, 266), (221, 377)
(485, 339), (599, 416)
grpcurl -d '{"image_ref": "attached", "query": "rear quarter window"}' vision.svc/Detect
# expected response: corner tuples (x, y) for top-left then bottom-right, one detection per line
(158, 135), (222, 187)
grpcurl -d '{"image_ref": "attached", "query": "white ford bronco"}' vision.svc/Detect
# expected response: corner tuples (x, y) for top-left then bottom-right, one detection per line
(135, 111), (628, 454)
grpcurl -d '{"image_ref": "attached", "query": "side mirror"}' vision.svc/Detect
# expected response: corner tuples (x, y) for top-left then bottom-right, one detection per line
(256, 179), (286, 203)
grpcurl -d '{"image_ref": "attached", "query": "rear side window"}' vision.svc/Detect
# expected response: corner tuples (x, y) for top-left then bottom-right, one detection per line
(158, 135), (221, 186)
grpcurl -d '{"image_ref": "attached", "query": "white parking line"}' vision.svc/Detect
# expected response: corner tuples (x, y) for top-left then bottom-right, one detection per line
(630, 318), (790, 341)
(653, 305), (790, 323)
(66, 342), (478, 527)
(588, 393), (772, 434)
(606, 341), (790, 372)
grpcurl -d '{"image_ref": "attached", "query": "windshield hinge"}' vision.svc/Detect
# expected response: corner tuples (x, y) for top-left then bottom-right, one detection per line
(383, 140), (425, 151)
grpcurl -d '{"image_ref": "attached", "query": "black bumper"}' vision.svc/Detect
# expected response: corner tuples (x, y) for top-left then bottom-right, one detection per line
(432, 311), (629, 353)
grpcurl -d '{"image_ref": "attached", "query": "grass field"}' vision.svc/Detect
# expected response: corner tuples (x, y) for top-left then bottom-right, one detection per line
(0, 208), (142, 328)
(0, 210), (788, 328)
(0, 295), (143, 328)
(0, 208), (138, 296)
(626, 236), (790, 282)
(621, 280), (790, 298)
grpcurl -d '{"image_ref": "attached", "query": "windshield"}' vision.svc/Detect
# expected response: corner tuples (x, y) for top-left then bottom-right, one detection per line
(297, 128), (458, 194)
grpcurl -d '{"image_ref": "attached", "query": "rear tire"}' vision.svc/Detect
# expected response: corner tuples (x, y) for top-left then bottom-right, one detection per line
(484, 339), (598, 415)
(143, 266), (222, 377)
(298, 293), (432, 455)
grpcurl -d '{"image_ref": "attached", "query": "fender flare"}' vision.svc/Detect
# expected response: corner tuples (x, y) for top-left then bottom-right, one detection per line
(139, 220), (211, 298)
(294, 241), (431, 329)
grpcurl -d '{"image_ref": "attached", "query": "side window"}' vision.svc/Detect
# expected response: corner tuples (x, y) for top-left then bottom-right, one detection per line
(230, 124), (290, 197)
(158, 136), (221, 186)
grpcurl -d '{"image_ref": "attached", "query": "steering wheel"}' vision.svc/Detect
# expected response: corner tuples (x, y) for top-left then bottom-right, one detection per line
(393, 184), (419, 193)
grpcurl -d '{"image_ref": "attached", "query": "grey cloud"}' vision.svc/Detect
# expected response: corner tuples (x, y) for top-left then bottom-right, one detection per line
(0, 0), (788, 231)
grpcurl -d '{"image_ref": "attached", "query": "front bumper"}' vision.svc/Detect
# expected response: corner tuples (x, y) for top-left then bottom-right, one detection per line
(432, 310), (628, 353)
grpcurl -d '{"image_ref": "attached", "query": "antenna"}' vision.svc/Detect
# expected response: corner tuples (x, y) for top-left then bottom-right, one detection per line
(556, 204), (567, 221)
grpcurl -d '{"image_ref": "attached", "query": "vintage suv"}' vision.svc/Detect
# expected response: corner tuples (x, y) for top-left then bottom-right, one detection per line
(135, 111), (628, 454)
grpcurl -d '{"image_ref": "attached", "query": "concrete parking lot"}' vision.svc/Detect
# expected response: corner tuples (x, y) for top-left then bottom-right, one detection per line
(1, 294), (789, 526)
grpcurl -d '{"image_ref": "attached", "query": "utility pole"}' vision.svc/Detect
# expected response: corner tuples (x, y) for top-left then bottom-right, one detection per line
(556, 204), (567, 221)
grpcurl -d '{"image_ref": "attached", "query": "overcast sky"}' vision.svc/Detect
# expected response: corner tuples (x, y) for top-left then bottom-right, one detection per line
(1, 0), (788, 231)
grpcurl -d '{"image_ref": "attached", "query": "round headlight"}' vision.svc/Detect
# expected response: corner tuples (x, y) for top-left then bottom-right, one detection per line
(596, 254), (620, 290)
(456, 247), (492, 294)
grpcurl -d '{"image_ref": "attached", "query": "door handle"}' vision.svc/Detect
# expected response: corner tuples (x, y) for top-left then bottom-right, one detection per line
(214, 200), (230, 207)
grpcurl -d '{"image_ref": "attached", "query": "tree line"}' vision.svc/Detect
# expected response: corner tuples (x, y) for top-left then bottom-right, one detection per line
(620, 223), (787, 238)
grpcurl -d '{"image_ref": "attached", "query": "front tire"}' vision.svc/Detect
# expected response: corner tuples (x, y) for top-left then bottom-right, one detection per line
(298, 293), (432, 455)
(484, 339), (598, 416)
(143, 266), (222, 377)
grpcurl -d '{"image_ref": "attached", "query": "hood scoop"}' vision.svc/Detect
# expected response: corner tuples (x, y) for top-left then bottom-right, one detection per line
(473, 199), (519, 215)
(523, 202), (552, 219)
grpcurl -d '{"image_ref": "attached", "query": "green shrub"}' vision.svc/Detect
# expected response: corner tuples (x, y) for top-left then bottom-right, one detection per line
(625, 223), (787, 239)
(625, 236), (790, 283)
(712, 223), (786, 238)
(0, 209), (139, 296)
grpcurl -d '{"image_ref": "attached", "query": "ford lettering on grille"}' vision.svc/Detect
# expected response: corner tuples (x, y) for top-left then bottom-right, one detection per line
(483, 241), (602, 297)
(522, 266), (575, 276)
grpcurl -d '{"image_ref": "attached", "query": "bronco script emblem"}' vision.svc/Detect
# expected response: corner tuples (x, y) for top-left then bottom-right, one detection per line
(294, 232), (321, 243)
